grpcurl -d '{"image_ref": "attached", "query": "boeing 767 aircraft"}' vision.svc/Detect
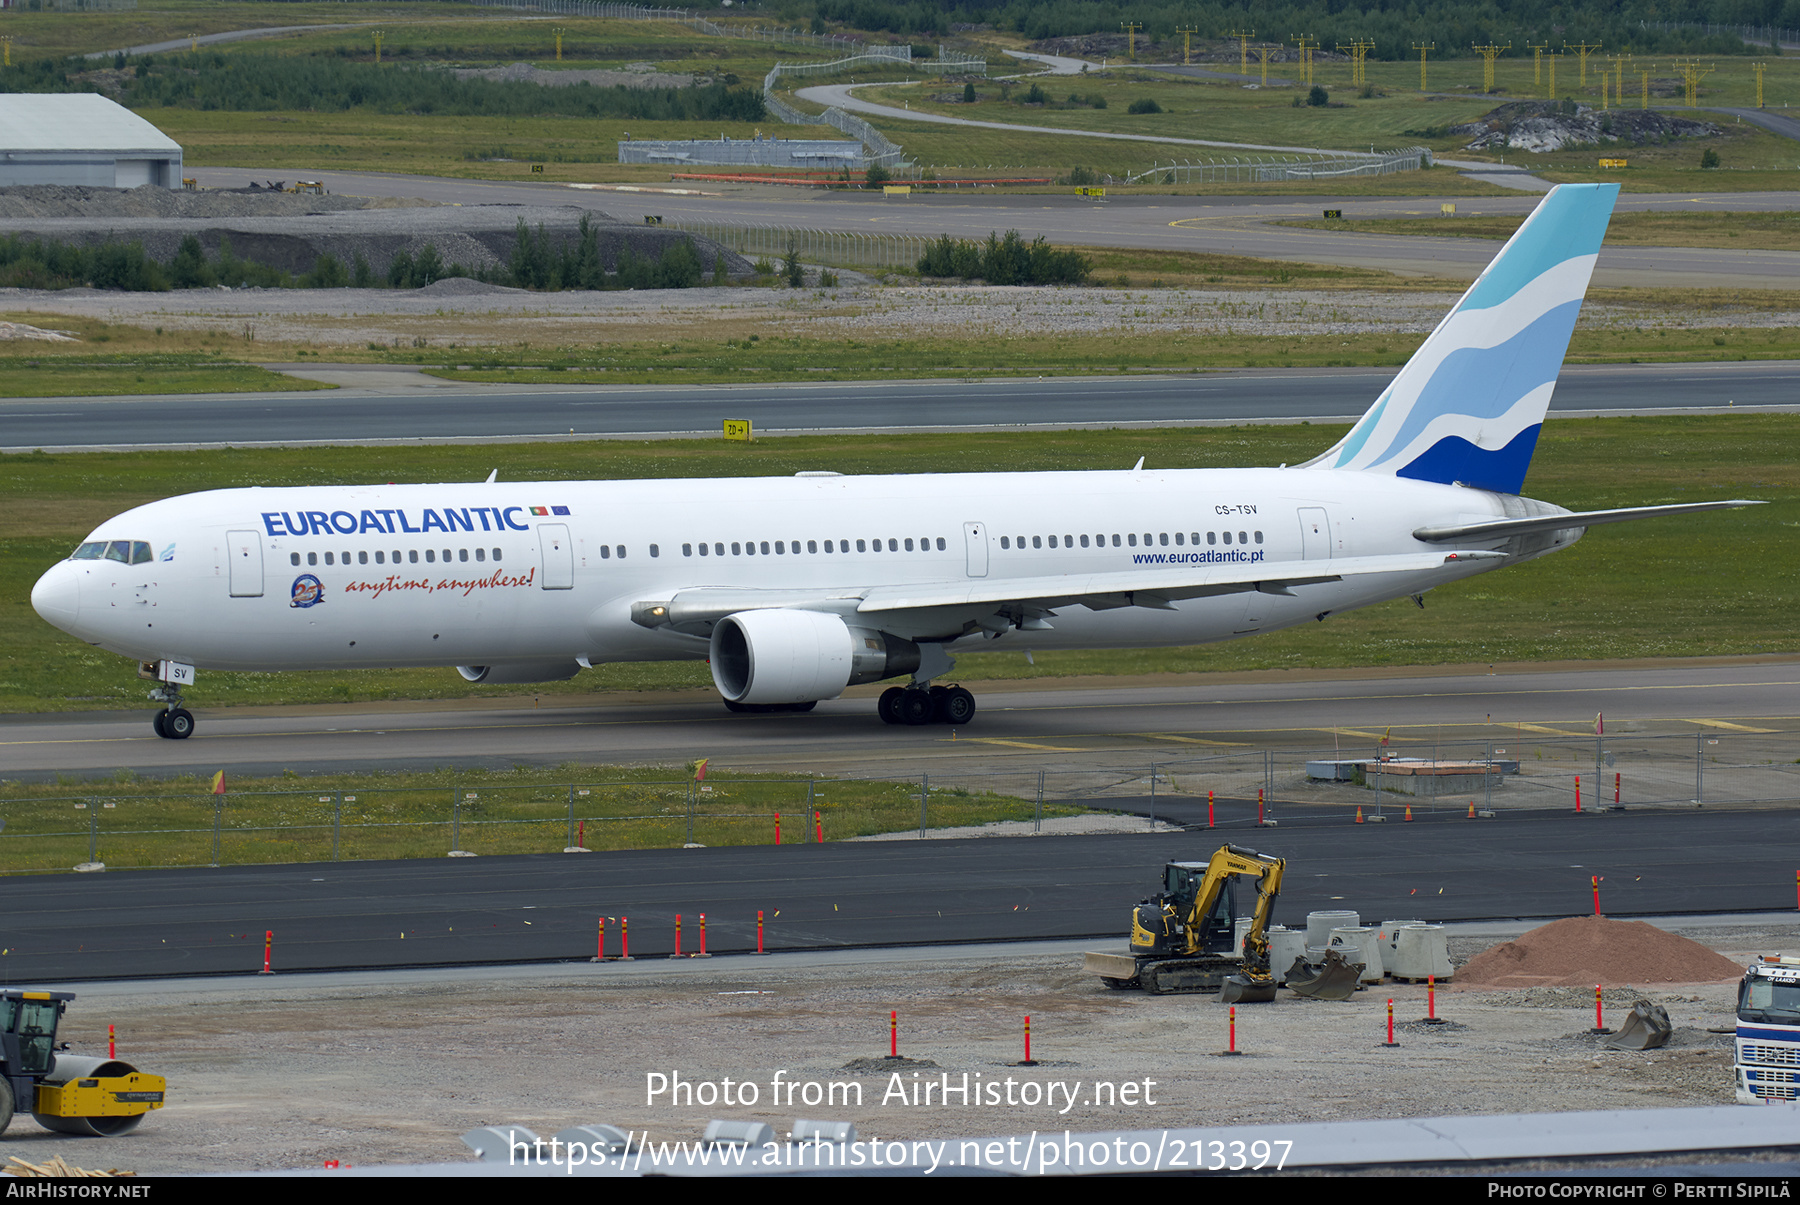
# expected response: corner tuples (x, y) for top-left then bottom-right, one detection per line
(30, 183), (1756, 737)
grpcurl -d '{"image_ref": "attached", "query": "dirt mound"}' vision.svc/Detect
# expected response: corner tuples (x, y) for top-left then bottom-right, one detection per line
(1447, 100), (1719, 153)
(1458, 916), (1745, 988)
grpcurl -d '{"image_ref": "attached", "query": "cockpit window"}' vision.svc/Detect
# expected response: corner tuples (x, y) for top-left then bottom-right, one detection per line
(74, 540), (153, 563)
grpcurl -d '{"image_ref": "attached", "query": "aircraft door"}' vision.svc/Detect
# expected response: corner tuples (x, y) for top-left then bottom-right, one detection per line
(226, 530), (263, 597)
(538, 524), (573, 590)
(1298, 507), (1332, 561)
(963, 521), (988, 578)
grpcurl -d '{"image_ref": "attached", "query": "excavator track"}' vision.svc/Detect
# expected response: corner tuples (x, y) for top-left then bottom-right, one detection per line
(1137, 956), (1243, 995)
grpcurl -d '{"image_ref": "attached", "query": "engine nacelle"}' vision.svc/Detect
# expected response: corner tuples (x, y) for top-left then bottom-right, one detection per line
(709, 609), (920, 704)
(457, 661), (582, 684)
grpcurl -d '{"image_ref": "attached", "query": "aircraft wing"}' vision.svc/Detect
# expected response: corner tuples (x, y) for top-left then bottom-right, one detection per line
(857, 550), (1501, 614)
(632, 550), (1500, 636)
(1412, 500), (1763, 544)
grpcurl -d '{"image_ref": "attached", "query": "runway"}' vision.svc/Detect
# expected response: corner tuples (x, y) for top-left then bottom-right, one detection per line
(5, 660), (1796, 780)
(180, 167), (1800, 288)
(6, 361), (1797, 451)
(1, 801), (1794, 981)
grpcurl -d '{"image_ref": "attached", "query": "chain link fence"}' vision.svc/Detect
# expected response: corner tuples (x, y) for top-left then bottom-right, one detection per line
(6, 732), (1793, 872)
(1123, 146), (1431, 185)
(663, 220), (928, 269)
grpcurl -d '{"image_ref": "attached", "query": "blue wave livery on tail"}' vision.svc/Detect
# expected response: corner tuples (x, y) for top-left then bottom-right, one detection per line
(1306, 182), (1619, 495)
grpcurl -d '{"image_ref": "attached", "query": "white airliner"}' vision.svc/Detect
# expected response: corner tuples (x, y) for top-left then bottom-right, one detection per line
(32, 183), (1756, 738)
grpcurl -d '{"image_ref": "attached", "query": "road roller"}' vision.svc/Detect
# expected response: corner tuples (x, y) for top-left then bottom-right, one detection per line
(1, 990), (165, 1137)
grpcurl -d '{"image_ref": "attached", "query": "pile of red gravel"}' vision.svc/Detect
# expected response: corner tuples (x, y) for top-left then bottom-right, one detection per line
(1458, 915), (1746, 988)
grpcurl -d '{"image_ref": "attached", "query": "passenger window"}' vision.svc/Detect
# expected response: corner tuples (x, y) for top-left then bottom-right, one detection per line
(1080, 534), (1089, 548)
(1222, 532), (1232, 545)
(1001, 537), (1010, 549)
(475, 548), (485, 562)
(617, 546), (626, 559)
(325, 552), (335, 565)
(856, 540), (866, 552)
(649, 545), (658, 558)
(309, 552), (319, 566)
(457, 549), (466, 562)
(1239, 531), (1248, 544)
(291, 553), (300, 566)
(1208, 532), (1216, 545)
(1160, 533), (1169, 546)
(426, 550), (436, 562)
(1126, 535), (1135, 547)
(1255, 531), (1263, 544)
(601, 545), (611, 559)
(1174, 533), (1184, 545)
(1032, 536), (1042, 549)
(375, 551), (385, 564)
(775, 541), (785, 555)
(936, 537), (946, 551)
(760, 542), (770, 555)
(360, 551), (370, 564)
(1111, 534), (1121, 547)
(1064, 534), (1073, 546)
(684, 544), (694, 557)
(887, 539), (897, 552)
(904, 538), (913, 552)
(410, 550), (420, 563)
(808, 540), (818, 554)
(716, 543), (725, 556)
(493, 548), (501, 561)
(697, 543), (708, 556)
(744, 542), (755, 556)
(1048, 535), (1057, 548)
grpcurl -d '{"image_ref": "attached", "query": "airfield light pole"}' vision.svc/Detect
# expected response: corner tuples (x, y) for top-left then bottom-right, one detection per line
(1547, 49), (1559, 97)
(1412, 42), (1434, 92)
(1, 36), (11, 68)
(373, 29), (384, 65)
(1227, 29), (1255, 76)
(1640, 66), (1652, 109)
(1294, 34), (1317, 85)
(1566, 40), (1601, 87)
(1528, 42), (1547, 89)
(1338, 39), (1374, 88)
(1754, 61), (1766, 108)
(1473, 43), (1510, 94)
(1255, 43), (1280, 87)
(1121, 22), (1142, 60)
(553, 26), (566, 62)
(1176, 25), (1197, 65)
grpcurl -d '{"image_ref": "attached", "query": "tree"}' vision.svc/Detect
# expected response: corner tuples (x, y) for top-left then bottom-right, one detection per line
(1700, 147), (1721, 169)
(1308, 85), (1329, 107)
(963, 81), (976, 103)
(782, 235), (805, 288)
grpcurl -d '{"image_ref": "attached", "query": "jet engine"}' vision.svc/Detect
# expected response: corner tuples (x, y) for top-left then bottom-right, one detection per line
(709, 609), (920, 704)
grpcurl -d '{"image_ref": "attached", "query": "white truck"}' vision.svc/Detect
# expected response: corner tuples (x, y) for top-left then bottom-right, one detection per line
(1735, 955), (1800, 1104)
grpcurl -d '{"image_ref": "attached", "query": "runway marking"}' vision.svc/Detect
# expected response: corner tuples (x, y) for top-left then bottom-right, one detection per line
(953, 738), (1089, 752)
(1683, 719), (1781, 733)
(1138, 734), (1251, 746)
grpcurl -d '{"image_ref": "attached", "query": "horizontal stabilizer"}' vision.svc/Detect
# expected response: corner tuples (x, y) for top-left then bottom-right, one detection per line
(1413, 499), (1763, 544)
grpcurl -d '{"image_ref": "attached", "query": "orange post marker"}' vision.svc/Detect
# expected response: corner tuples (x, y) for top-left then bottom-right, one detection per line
(775, 813), (782, 845)
(1615, 772), (1621, 806)
(1592, 875), (1601, 916)
(757, 909), (766, 954)
(261, 930), (273, 975)
(1208, 789), (1215, 827)
(1591, 983), (1611, 1033)
(815, 809), (823, 844)
(1257, 787), (1265, 825)
(1022, 1015), (1036, 1066)
(672, 914), (683, 959)
(1428, 975), (1437, 1020)
(1575, 774), (1582, 813)
(890, 1010), (898, 1058)
(620, 916), (633, 961)
(697, 912), (711, 957)
(1383, 998), (1398, 1047)
(596, 917), (607, 962)
(1228, 1005), (1240, 1055)
(109, 1024), (115, 1059)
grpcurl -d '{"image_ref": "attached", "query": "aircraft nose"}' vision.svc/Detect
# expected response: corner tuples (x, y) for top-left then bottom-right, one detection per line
(31, 561), (81, 631)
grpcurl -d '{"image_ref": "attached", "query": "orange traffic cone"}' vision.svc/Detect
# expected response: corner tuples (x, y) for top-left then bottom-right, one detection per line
(1467, 801), (1476, 819)
(1404, 804), (1413, 822)
(1355, 805), (1365, 824)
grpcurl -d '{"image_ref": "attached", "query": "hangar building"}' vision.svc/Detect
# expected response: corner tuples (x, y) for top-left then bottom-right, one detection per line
(0, 93), (183, 188)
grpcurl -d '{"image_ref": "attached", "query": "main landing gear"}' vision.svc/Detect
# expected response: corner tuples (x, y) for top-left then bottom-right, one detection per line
(878, 684), (976, 727)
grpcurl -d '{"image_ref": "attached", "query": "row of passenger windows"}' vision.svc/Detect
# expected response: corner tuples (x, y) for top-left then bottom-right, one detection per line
(290, 548), (505, 567)
(684, 537), (949, 557)
(1002, 531), (1264, 549)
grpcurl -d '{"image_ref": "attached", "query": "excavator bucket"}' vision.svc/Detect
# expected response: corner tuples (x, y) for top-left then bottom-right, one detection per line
(1284, 949), (1364, 1001)
(1220, 974), (1277, 1004)
(1605, 1001), (1672, 1051)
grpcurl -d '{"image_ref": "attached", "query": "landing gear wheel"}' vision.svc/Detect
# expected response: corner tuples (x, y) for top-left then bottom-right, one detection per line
(163, 708), (195, 739)
(152, 710), (169, 739)
(897, 690), (935, 726)
(938, 687), (976, 726)
(878, 687), (905, 725)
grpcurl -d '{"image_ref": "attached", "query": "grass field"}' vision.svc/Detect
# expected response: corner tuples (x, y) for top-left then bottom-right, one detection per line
(3, 416), (1794, 716)
(0, 762), (1076, 871)
(1279, 210), (1800, 250)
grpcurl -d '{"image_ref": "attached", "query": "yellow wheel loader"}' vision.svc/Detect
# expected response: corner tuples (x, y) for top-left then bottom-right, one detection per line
(1, 991), (165, 1137)
(1083, 844), (1361, 1001)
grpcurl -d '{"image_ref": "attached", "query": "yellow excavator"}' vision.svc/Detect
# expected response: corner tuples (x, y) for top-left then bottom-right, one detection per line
(1083, 844), (1361, 1001)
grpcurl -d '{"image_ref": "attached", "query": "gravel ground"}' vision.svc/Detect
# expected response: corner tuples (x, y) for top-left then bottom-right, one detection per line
(2, 281), (1786, 351)
(0, 919), (1785, 1175)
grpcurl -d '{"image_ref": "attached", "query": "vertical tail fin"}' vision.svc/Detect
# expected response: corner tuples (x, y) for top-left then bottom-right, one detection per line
(1304, 182), (1619, 495)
